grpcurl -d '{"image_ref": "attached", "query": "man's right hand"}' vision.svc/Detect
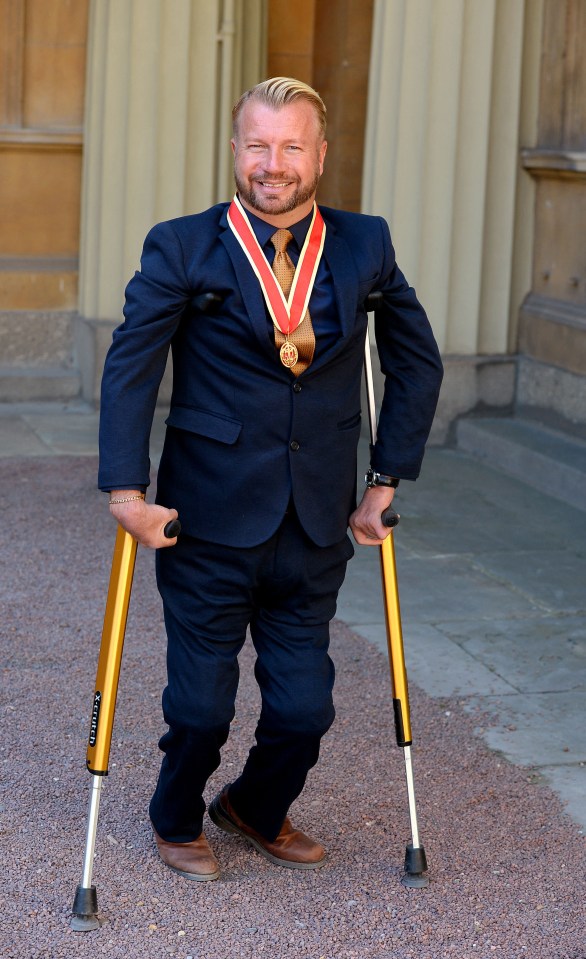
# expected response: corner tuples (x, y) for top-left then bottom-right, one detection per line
(108, 491), (179, 549)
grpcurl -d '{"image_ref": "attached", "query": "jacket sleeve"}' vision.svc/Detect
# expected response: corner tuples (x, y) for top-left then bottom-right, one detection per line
(370, 216), (443, 480)
(98, 220), (191, 491)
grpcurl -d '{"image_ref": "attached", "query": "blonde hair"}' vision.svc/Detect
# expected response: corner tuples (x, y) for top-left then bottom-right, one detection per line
(232, 77), (327, 139)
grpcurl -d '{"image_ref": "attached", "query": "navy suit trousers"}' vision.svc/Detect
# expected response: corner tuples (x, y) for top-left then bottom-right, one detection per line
(149, 508), (354, 843)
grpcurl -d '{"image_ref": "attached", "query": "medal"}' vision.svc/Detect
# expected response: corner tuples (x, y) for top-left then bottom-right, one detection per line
(279, 341), (299, 368)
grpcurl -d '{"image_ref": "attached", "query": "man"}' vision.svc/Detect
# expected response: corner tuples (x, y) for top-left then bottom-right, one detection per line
(99, 77), (443, 882)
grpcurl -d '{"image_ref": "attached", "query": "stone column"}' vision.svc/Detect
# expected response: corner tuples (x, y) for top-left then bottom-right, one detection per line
(77, 0), (266, 402)
(517, 0), (586, 430)
(362, 0), (539, 440)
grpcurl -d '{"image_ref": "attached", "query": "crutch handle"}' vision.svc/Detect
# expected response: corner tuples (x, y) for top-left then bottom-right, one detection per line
(194, 292), (224, 314)
(382, 506), (400, 528)
(365, 291), (384, 312)
(163, 519), (181, 538)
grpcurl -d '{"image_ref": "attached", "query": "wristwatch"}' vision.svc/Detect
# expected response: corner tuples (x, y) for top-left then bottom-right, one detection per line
(365, 468), (400, 489)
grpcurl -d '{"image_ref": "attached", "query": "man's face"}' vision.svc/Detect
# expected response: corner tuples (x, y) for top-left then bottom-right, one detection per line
(231, 99), (327, 224)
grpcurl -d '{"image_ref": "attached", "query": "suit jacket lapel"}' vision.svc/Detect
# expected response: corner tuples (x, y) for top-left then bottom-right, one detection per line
(306, 216), (360, 375)
(218, 206), (277, 363)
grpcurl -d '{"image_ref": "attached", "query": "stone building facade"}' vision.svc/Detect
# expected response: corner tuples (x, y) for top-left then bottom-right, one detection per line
(1, 0), (584, 443)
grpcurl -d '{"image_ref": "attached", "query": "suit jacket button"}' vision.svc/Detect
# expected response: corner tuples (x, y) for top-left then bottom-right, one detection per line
(290, 440), (300, 451)
(293, 383), (302, 393)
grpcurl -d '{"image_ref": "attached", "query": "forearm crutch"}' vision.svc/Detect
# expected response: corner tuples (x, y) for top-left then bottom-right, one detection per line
(71, 518), (180, 932)
(364, 292), (429, 888)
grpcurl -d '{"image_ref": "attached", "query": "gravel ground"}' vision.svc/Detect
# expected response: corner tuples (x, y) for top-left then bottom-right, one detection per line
(1, 457), (585, 959)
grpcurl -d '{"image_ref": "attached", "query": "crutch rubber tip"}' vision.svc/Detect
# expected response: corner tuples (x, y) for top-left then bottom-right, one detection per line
(71, 884), (101, 931)
(401, 843), (429, 889)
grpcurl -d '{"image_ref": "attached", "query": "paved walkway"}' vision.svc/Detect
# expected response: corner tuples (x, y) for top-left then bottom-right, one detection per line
(0, 401), (584, 831)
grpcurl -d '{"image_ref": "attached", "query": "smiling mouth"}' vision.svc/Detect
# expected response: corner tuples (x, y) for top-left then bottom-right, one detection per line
(255, 180), (294, 189)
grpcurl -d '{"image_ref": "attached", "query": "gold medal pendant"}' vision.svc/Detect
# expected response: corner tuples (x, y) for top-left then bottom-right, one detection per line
(280, 340), (298, 368)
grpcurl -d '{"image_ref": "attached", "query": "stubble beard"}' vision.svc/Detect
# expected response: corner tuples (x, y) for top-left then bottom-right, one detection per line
(234, 168), (321, 217)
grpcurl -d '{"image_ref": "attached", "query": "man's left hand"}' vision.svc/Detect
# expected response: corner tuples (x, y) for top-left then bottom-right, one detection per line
(349, 486), (395, 545)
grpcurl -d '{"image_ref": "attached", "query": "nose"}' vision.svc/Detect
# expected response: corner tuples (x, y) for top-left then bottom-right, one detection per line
(263, 147), (283, 173)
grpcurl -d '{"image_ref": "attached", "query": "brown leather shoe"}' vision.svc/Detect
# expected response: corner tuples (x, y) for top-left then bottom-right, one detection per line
(208, 785), (326, 870)
(152, 826), (220, 881)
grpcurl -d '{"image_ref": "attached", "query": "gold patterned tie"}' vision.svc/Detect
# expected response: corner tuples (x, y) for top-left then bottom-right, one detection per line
(271, 229), (316, 376)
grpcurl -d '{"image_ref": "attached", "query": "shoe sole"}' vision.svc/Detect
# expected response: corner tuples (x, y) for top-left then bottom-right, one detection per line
(208, 796), (326, 871)
(163, 862), (220, 882)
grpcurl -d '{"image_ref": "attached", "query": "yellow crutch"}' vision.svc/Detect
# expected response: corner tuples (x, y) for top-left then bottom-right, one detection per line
(364, 292), (429, 888)
(71, 518), (181, 931)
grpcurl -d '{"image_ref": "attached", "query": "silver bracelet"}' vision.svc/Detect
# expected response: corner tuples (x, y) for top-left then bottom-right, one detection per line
(108, 494), (145, 505)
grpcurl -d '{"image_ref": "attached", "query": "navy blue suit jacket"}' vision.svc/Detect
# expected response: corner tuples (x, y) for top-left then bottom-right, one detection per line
(98, 202), (443, 547)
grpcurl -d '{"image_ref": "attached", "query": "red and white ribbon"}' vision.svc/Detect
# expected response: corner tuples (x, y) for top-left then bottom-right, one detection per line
(227, 194), (326, 337)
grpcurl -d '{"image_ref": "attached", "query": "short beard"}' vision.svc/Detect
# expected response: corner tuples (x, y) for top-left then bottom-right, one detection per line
(234, 170), (321, 217)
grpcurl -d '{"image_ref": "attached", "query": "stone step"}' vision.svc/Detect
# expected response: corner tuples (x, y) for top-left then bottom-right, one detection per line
(0, 367), (81, 403)
(456, 416), (586, 512)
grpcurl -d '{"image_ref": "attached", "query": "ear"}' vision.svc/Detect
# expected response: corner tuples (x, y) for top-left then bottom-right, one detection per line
(231, 139), (236, 156)
(318, 140), (327, 175)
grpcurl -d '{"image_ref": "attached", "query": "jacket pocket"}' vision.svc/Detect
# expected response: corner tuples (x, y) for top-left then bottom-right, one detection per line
(166, 406), (242, 444)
